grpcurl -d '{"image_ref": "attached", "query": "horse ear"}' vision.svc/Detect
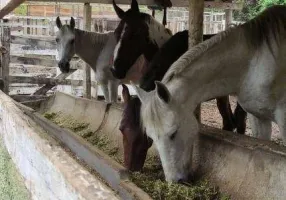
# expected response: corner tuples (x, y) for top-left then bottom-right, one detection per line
(122, 84), (131, 103)
(56, 16), (62, 29)
(131, 0), (139, 13)
(113, 0), (125, 19)
(70, 17), (75, 29)
(155, 81), (170, 104)
(131, 83), (148, 104)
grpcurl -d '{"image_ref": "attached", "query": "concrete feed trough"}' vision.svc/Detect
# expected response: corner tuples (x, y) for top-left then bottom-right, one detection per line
(1, 91), (286, 200)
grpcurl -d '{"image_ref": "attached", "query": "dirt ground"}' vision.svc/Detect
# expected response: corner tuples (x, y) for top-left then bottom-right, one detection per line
(201, 96), (281, 141)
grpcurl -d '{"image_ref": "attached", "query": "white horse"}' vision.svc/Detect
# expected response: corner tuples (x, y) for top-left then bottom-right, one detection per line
(133, 5), (286, 182)
(56, 17), (147, 103)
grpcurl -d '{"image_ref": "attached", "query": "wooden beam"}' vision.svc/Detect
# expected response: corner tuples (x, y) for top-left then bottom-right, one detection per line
(11, 35), (56, 49)
(9, 75), (98, 87)
(188, 0), (204, 122)
(1, 27), (11, 94)
(28, 0), (243, 9)
(83, 3), (92, 99)
(10, 55), (82, 69)
(33, 69), (76, 95)
(10, 94), (48, 102)
(225, 9), (233, 28)
(10, 55), (57, 67)
(9, 75), (81, 85)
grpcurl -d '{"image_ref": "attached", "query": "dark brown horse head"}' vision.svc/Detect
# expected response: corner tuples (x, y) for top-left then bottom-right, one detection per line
(120, 84), (153, 171)
(111, 0), (171, 80)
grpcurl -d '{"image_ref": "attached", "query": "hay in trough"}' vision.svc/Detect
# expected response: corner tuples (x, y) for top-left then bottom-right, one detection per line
(44, 112), (230, 200)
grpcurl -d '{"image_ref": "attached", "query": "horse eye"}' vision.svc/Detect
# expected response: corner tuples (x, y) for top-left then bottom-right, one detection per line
(169, 130), (178, 141)
(56, 38), (59, 43)
(70, 39), (75, 44)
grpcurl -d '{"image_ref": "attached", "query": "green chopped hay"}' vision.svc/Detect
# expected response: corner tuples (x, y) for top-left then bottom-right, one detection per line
(44, 112), (230, 200)
(43, 112), (56, 120)
(130, 156), (230, 200)
(43, 112), (121, 163)
(0, 139), (30, 200)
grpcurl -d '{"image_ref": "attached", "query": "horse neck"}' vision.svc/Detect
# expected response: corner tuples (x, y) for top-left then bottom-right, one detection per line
(74, 29), (110, 69)
(166, 29), (252, 110)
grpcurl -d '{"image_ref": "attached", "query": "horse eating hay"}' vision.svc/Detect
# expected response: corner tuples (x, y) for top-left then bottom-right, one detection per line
(134, 5), (286, 182)
(120, 30), (247, 172)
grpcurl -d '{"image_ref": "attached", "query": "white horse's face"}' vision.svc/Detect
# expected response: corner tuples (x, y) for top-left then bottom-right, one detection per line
(134, 82), (199, 182)
(55, 17), (76, 73)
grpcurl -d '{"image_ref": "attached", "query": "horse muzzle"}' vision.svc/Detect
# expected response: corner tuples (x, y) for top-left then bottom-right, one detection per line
(58, 60), (70, 73)
(110, 66), (126, 79)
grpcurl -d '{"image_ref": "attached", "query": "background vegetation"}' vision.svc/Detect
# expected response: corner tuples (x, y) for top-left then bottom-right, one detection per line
(234, 0), (286, 21)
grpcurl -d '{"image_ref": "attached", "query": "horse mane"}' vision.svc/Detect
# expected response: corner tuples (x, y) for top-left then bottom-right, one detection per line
(75, 28), (112, 45)
(60, 25), (112, 45)
(162, 5), (286, 83)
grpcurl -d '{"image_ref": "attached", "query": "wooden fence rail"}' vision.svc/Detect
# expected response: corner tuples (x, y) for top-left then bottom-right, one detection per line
(0, 26), (89, 96)
(10, 55), (81, 69)
(11, 35), (56, 49)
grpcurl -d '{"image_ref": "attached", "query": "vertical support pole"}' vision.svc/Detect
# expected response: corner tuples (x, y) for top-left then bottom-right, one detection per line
(225, 9), (233, 29)
(1, 27), (10, 94)
(83, 3), (91, 99)
(188, 0), (204, 122)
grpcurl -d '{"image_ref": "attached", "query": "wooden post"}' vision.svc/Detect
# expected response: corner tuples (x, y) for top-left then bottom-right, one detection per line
(225, 9), (233, 29)
(83, 3), (91, 99)
(1, 26), (10, 94)
(188, 0), (204, 122)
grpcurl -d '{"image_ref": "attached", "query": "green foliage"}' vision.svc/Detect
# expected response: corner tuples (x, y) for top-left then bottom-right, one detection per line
(14, 5), (27, 16)
(234, 0), (286, 21)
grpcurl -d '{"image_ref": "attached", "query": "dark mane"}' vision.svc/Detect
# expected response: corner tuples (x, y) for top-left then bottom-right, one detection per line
(140, 30), (215, 91)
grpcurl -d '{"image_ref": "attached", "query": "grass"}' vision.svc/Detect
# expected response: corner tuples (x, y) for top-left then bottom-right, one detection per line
(0, 140), (30, 200)
(44, 112), (230, 200)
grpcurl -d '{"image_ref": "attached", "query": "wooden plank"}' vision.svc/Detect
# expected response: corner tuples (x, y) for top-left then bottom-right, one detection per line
(1, 27), (11, 94)
(83, 3), (92, 99)
(10, 55), (82, 69)
(33, 69), (76, 95)
(10, 94), (48, 102)
(9, 75), (82, 85)
(28, 0), (243, 9)
(189, 0), (204, 122)
(11, 35), (56, 49)
(10, 55), (57, 67)
(225, 9), (233, 28)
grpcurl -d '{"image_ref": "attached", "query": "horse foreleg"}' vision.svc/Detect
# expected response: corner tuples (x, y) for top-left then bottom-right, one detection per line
(234, 103), (247, 134)
(216, 96), (235, 131)
(108, 80), (119, 103)
(249, 114), (271, 140)
(100, 84), (110, 103)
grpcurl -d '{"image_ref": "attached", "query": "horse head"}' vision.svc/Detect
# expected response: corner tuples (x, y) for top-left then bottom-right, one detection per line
(120, 84), (153, 171)
(55, 17), (76, 73)
(111, 0), (171, 80)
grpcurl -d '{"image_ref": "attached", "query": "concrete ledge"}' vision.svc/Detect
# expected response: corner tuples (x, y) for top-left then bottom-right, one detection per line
(40, 92), (107, 132)
(19, 102), (152, 200)
(20, 92), (286, 200)
(0, 90), (119, 200)
(198, 125), (286, 200)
